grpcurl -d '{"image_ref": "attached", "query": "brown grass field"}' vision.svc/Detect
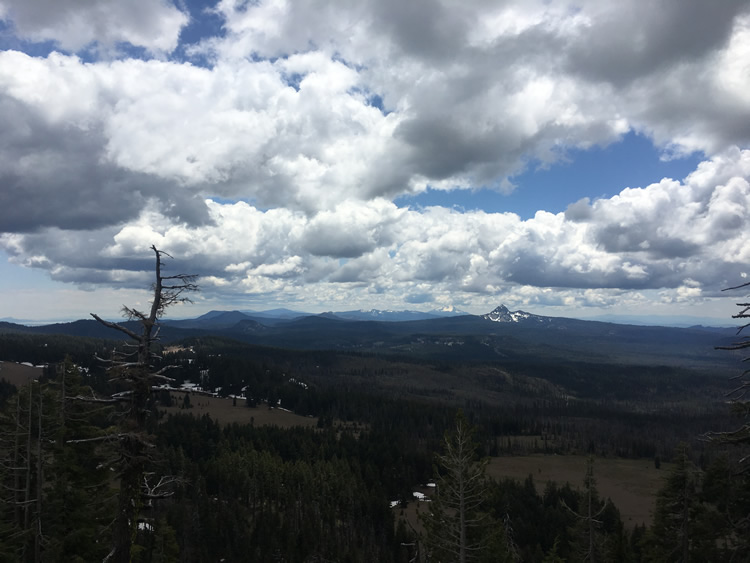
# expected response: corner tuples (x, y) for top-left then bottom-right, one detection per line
(160, 393), (319, 429)
(396, 453), (670, 536)
(487, 454), (671, 527)
(0, 361), (42, 387)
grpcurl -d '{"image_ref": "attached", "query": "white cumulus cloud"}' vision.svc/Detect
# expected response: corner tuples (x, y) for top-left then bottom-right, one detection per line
(0, 0), (188, 54)
(1, 0), (750, 316)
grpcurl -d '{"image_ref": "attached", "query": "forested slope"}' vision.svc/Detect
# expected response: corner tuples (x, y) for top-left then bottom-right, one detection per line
(0, 324), (748, 561)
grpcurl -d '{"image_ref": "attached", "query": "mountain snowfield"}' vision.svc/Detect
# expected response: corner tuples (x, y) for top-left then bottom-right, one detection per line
(481, 304), (548, 324)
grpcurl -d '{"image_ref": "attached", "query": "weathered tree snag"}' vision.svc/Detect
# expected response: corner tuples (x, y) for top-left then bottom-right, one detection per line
(92, 246), (197, 563)
(705, 280), (750, 454)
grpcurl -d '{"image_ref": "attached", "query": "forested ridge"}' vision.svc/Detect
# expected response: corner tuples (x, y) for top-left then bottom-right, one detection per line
(0, 323), (749, 561)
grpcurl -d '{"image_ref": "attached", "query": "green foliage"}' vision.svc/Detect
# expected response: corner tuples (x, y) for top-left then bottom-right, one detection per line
(0, 379), (16, 407)
(43, 359), (115, 562)
(156, 413), (398, 562)
(0, 358), (115, 562)
(143, 517), (180, 563)
(560, 456), (633, 563)
(638, 444), (750, 562)
(644, 444), (703, 562)
(0, 332), (116, 371)
(421, 410), (502, 562)
(565, 457), (608, 562)
(542, 537), (566, 563)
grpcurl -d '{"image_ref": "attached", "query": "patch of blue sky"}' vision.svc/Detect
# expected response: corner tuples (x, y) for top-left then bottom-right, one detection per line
(172, 0), (226, 66)
(109, 43), (153, 63)
(1, 2), (225, 66)
(0, 24), (157, 65)
(0, 250), (54, 291)
(347, 86), (391, 116)
(282, 71), (304, 91)
(177, 0), (225, 43)
(0, 19), (59, 57)
(405, 292), (432, 304)
(209, 196), (267, 211)
(367, 94), (388, 114)
(396, 132), (704, 219)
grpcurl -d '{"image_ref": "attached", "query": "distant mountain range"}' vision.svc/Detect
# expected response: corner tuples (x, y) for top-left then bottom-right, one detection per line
(0, 304), (740, 370)
(165, 306), (470, 326)
(1, 305), (731, 328)
(319, 307), (468, 322)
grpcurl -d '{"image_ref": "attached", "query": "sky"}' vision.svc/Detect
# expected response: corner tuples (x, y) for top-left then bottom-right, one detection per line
(0, 0), (749, 324)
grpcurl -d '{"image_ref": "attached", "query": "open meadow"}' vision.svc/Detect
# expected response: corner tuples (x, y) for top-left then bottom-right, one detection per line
(160, 392), (319, 429)
(0, 361), (42, 386)
(487, 454), (670, 527)
(397, 453), (669, 541)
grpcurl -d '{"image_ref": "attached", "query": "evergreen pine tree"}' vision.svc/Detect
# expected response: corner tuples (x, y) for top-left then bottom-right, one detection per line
(645, 444), (699, 562)
(421, 410), (500, 562)
(563, 456), (607, 563)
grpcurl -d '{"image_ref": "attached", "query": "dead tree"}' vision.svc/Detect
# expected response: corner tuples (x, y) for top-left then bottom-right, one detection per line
(701, 280), (750, 558)
(0, 380), (55, 562)
(705, 280), (750, 452)
(563, 456), (606, 563)
(0, 384), (37, 560)
(91, 246), (197, 563)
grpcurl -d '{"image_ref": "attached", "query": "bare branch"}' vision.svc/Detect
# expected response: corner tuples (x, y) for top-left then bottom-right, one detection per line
(723, 281), (750, 292)
(65, 436), (113, 445)
(90, 313), (141, 341)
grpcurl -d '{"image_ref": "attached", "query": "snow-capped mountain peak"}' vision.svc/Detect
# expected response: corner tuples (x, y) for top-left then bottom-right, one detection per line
(482, 305), (535, 323)
(429, 305), (468, 317)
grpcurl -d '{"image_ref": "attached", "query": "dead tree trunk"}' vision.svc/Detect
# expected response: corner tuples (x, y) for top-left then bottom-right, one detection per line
(12, 392), (23, 532)
(34, 388), (43, 563)
(92, 246), (197, 563)
(22, 384), (33, 561)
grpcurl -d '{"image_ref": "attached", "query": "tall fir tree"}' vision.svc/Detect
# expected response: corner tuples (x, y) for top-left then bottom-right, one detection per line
(421, 410), (505, 562)
(563, 457), (606, 563)
(645, 444), (700, 562)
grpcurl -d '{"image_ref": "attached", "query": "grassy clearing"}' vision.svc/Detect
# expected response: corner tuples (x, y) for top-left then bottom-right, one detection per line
(396, 454), (668, 535)
(487, 454), (671, 527)
(0, 361), (42, 387)
(160, 393), (319, 429)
